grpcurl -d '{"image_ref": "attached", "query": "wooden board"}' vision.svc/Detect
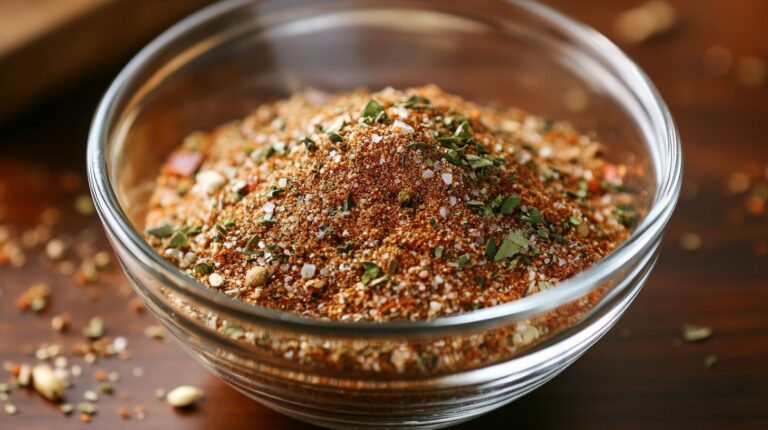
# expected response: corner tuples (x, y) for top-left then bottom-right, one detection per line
(0, 0), (213, 121)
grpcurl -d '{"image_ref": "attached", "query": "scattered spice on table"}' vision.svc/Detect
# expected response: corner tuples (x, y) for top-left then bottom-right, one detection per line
(682, 324), (713, 342)
(679, 233), (703, 251)
(704, 354), (719, 369)
(613, 0), (677, 44)
(0, 169), (204, 423)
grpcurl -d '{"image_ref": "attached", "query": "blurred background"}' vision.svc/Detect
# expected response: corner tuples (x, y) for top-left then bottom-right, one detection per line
(0, 0), (766, 429)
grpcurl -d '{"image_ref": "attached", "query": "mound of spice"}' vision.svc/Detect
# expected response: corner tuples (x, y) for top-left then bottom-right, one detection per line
(145, 85), (636, 322)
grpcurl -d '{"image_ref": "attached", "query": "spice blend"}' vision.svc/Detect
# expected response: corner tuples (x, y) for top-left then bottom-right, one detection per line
(145, 85), (636, 322)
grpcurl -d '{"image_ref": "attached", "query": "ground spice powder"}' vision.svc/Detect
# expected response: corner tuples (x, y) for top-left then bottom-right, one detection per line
(145, 85), (635, 322)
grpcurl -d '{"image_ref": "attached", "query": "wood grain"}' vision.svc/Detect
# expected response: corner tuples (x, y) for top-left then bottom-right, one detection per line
(1, 0), (767, 428)
(0, 0), (214, 121)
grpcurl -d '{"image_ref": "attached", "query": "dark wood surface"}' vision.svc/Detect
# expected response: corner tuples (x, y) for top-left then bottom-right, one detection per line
(0, 0), (214, 120)
(1, 1), (767, 428)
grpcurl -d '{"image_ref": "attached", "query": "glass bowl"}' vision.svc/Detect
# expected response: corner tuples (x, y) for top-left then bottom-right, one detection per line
(87, 0), (681, 428)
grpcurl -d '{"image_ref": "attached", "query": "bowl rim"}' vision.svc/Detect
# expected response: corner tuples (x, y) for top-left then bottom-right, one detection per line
(87, 0), (682, 337)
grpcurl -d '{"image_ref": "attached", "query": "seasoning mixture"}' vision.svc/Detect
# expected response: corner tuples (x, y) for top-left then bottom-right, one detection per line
(145, 85), (636, 322)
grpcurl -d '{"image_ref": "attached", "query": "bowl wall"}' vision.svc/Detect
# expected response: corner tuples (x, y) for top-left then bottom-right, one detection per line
(89, 0), (680, 428)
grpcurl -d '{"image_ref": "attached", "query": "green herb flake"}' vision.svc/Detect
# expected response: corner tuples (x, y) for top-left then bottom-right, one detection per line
(397, 190), (411, 205)
(443, 149), (465, 166)
(301, 137), (317, 152)
(362, 100), (388, 124)
(537, 228), (550, 241)
(434, 246), (445, 259)
(328, 132), (343, 143)
(194, 263), (213, 275)
(246, 235), (261, 248)
(457, 253), (471, 269)
(361, 262), (382, 284)
(616, 203), (639, 228)
(682, 324), (713, 342)
(494, 230), (529, 261)
(252, 144), (276, 162)
(259, 214), (277, 226)
(147, 225), (175, 238)
(484, 237), (497, 259)
(500, 196), (521, 214)
(522, 207), (545, 225)
(337, 241), (356, 254)
(265, 186), (284, 198)
(169, 231), (188, 248)
(400, 95), (430, 109)
(465, 154), (494, 169)
(473, 274), (486, 287)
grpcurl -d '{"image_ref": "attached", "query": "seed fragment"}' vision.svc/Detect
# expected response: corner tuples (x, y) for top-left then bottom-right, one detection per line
(60, 403), (75, 415)
(166, 385), (202, 408)
(15, 283), (50, 312)
(144, 325), (166, 340)
(51, 313), (71, 332)
(245, 266), (269, 287)
(32, 364), (66, 401)
(82, 317), (105, 339)
(682, 324), (712, 342)
(84, 390), (99, 402)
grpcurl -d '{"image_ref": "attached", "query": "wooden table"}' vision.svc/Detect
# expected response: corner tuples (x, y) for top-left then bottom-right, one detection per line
(1, 1), (767, 428)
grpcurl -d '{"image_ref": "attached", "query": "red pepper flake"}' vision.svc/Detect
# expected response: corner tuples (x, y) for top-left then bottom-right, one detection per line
(164, 151), (203, 176)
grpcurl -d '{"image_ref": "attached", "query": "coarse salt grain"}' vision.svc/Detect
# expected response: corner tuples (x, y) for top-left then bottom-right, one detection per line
(195, 170), (226, 195)
(113, 337), (128, 353)
(300, 264), (317, 279)
(392, 120), (414, 134)
(441, 172), (453, 185)
(209, 273), (224, 287)
(371, 134), (383, 143)
(262, 202), (276, 214)
(422, 169), (434, 179)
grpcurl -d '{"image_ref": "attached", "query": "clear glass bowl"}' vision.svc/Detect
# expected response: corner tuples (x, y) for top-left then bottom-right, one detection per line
(87, 0), (681, 428)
